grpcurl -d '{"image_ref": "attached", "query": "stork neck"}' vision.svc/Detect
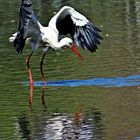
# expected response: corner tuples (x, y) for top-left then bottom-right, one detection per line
(57, 38), (67, 48)
(40, 27), (72, 50)
(46, 38), (67, 50)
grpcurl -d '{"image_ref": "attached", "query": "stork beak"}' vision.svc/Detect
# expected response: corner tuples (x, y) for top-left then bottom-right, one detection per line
(70, 44), (84, 60)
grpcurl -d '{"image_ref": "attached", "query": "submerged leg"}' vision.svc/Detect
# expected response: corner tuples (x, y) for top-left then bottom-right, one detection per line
(26, 51), (34, 86)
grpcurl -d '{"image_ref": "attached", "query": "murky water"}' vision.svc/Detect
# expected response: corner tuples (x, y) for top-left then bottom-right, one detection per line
(0, 0), (140, 139)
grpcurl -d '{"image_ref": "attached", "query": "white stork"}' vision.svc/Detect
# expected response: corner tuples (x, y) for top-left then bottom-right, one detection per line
(9, 0), (103, 85)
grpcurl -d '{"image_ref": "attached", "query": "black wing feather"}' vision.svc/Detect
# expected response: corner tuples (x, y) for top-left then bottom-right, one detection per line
(55, 7), (102, 53)
(72, 22), (102, 52)
(56, 14), (74, 35)
(14, 0), (33, 54)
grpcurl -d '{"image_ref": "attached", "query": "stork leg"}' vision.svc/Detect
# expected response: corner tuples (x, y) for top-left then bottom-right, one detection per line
(39, 52), (46, 83)
(26, 51), (34, 86)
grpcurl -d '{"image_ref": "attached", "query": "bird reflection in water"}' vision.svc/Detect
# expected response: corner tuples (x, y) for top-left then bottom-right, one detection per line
(16, 105), (102, 140)
(74, 104), (84, 125)
(15, 116), (31, 140)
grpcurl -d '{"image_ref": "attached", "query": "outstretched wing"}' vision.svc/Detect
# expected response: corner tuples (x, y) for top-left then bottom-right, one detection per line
(14, 0), (40, 53)
(49, 6), (103, 52)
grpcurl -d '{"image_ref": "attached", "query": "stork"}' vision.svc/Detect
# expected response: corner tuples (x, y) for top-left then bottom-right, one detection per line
(9, 0), (103, 86)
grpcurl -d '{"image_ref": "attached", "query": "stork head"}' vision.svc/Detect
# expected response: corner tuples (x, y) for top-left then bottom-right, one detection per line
(60, 37), (83, 60)
(59, 37), (73, 47)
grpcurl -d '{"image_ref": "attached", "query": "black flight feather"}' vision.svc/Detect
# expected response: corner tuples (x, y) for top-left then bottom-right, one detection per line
(55, 7), (103, 53)
(13, 0), (33, 54)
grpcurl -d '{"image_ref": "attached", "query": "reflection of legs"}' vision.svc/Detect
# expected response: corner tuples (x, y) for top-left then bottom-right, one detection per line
(41, 86), (47, 109)
(26, 51), (34, 86)
(29, 83), (34, 106)
(74, 104), (84, 125)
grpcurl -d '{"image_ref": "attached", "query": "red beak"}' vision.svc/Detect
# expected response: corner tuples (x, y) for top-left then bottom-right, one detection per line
(70, 44), (83, 60)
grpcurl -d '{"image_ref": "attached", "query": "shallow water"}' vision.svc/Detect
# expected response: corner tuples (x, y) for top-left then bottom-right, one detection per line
(0, 0), (140, 139)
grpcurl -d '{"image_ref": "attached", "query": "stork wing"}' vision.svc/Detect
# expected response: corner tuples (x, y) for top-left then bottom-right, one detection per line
(14, 0), (41, 53)
(49, 6), (102, 52)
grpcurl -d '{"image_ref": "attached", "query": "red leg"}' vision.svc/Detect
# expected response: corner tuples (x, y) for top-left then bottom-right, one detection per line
(26, 51), (34, 86)
(39, 53), (46, 83)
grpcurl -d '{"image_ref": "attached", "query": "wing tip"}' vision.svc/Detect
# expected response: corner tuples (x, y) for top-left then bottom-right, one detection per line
(13, 32), (25, 54)
(82, 23), (103, 53)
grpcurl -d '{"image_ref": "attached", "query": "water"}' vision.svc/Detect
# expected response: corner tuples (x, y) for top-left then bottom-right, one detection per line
(0, 0), (140, 139)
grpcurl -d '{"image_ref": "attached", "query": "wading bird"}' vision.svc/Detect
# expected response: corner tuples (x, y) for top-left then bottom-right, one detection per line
(9, 0), (103, 86)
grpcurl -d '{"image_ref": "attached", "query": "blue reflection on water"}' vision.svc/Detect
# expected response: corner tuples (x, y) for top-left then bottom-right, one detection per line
(23, 74), (140, 87)
(135, 137), (140, 140)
